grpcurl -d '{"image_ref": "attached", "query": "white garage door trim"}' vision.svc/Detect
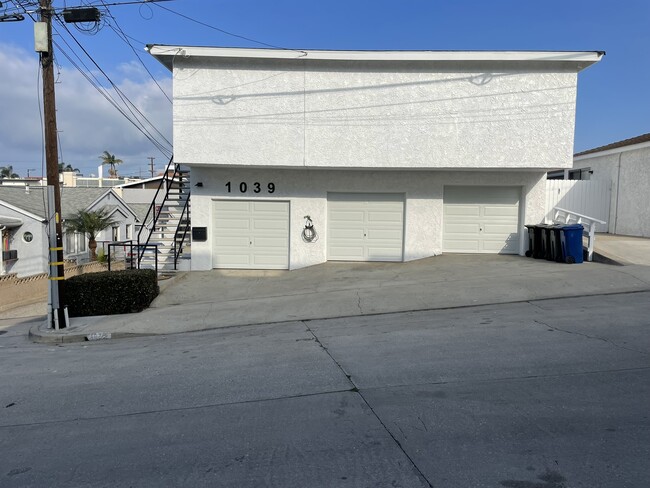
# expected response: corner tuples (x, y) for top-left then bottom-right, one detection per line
(212, 199), (289, 269)
(328, 192), (404, 262)
(443, 186), (520, 254)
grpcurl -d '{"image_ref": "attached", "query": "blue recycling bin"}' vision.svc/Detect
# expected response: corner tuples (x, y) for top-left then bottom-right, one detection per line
(560, 224), (584, 264)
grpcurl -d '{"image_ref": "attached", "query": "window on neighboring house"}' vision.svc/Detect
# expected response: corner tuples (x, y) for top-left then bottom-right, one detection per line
(78, 233), (86, 252)
(125, 224), (132, 240)
(65, 232), (76, 254)
(112, 226), (119, 242)
(568, 167), (592, 180)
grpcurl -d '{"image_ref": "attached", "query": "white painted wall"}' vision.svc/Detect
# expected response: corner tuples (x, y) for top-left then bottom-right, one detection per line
(574, 145), (650, 237)
(190, 167), (547, 270)
(0, 207), (48, 277)
(174, 58), (578, 171)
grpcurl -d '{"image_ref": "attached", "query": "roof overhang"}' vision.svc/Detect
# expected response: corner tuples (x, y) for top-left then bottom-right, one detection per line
(146, 45), (604, 73)
(0, 216), (24, 228)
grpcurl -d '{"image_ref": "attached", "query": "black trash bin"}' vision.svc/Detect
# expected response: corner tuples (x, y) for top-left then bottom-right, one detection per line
(525, 224), (545, 259)
(537, 224), (553, 260)
(549, 224), (564, 262)
(524, 224), (536, 257)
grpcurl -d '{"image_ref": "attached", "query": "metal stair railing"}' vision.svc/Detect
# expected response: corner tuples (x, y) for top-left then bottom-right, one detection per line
(173, 195), (191, 269)
(136, 155), (191, 269)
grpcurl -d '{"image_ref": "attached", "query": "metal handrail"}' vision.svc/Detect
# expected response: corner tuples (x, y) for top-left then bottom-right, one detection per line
(173, 194), (191, 269)
(136, 155), (178, 265)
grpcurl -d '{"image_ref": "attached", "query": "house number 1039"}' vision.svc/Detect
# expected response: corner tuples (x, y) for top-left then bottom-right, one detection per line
(225, 182), (275, 194)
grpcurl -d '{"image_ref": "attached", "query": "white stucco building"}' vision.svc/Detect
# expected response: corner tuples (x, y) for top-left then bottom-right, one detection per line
(148, 46), (602, 270)
(572, 133), (650, 238)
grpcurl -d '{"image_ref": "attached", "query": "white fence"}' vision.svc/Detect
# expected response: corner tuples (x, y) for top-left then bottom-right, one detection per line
(545, 180), (610, 232)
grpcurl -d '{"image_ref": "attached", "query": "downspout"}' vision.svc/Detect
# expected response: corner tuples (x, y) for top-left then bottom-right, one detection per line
(613, 151), (622, 235)
(0, 225), (5, 276)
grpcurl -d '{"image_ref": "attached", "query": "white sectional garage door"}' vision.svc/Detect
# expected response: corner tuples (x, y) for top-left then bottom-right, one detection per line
(328, 193), (404, 261)
(212, 200), (289, 269)
(443, 186), (520, 254)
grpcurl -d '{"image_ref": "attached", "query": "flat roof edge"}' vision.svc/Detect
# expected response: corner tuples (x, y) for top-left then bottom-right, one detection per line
(146, 45), (604, 71)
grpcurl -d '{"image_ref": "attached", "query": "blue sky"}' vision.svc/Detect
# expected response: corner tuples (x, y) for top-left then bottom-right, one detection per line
(0, 0), (648, 177)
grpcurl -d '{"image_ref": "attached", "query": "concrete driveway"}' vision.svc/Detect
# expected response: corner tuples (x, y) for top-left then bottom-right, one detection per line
(29, 254), (650, 342)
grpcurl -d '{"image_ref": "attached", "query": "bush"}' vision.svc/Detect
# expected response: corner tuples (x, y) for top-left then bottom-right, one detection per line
(65, 269), (159, 317)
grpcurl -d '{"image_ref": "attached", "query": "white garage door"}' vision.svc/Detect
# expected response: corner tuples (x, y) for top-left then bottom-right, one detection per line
(212, 200), (289, 269)
(328, 193), (404, 261)
(443, 186), (520, 254)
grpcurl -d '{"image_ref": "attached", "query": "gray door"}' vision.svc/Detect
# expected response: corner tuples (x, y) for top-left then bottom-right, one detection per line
(328, 193), (404, 261)
(212, 200), (289, 269)
(443, 186), (520, 254)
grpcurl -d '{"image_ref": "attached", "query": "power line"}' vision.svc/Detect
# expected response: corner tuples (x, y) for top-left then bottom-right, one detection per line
(153, 2), (307, 56)
(54, 18), (173, 152)
(99, 0), (172, 103)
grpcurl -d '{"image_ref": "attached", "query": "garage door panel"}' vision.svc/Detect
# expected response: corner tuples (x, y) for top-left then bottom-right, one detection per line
(367, 229), (403, 240)
(483, 205), (519, 218)
(214, 236), (250, 247)
(367, 247), (403, 260)
(444, 205), (481, 217)
(329, 210), (365, 222)
(482, 239), (519, 253)
(444, 240), (480, 252)
(253, 237), (288, 248)
(328, 193), (404, 262)
(329, 246), (365, 259)
(253, 219), (288, 231)
(444, 186), (520, 254)
(483, 224), (518, 235)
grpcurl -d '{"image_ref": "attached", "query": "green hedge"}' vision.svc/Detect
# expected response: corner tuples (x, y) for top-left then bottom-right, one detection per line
(65, 269), (159, 317)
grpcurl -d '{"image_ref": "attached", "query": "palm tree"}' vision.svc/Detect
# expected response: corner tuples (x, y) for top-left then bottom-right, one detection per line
(99, 151), (123, 178)
(64, 208), (118, 261)
(58, 163), (80, 173)
(0, 165), (19, 179)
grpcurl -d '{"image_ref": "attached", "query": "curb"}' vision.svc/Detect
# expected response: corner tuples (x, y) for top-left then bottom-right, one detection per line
(28, 321), (153, 344)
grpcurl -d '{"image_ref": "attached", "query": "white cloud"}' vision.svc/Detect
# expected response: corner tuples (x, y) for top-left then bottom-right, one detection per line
(0, 42), (172, 178)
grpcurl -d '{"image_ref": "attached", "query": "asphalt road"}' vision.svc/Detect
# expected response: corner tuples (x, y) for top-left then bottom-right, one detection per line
(1, 292), (649, 487)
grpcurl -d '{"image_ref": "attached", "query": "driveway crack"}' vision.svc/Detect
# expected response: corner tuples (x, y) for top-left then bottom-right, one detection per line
(531, 319), (650, 356)
(302, 321), (434, 488)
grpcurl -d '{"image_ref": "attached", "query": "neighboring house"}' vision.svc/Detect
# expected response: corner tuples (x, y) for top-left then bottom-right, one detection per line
(571, 133), (650, 237)
(0, 186), (138, 277)
(148, 46), (602, 270)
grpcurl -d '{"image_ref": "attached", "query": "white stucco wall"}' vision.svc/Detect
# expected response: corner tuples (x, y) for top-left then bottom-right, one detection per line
(574, 145), (650, 237)
(0, 206), (47, 277)
(189, 167), (546, 270)
(174, 58), (578, 170)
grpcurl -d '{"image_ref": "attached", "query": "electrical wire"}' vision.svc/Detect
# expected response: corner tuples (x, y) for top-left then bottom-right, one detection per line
(99, 0), (171, 104)
(9, 0), (172, 159)
(54, 19), (173, 155)
(153, 3), (307, 56)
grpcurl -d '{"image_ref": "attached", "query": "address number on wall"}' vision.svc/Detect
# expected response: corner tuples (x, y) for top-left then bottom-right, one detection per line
(225, 182), (275, 194)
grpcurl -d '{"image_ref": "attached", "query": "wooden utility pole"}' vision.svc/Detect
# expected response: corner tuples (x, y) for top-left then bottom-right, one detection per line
(39, 0), (67, 328)
(148, 156), (155, 178)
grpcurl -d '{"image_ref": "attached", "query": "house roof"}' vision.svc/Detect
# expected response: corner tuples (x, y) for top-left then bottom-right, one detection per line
(127, 203), (154, 224)
(574, 132), (650, 157)
(0, 186), (48, 219)
(0, 186), (126, 221)
(147, 45), (604, 73)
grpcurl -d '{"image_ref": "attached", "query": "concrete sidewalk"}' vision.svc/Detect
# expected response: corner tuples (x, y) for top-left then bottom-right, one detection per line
(594, 233), (650, 265)
(28, 254), (650, 343)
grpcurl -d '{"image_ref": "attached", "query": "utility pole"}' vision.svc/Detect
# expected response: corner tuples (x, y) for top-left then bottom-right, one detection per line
(38, 0), (67, 328)
(148, 156), (155, 178)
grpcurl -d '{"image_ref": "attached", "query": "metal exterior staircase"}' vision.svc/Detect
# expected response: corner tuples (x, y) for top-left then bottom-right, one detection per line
(136, 157), (191, 272)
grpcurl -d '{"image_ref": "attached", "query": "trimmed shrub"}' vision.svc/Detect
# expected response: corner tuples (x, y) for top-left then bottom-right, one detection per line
(65, 269), (159, 317)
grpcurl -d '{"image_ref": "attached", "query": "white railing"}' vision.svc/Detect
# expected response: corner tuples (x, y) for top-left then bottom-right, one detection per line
(552, 207), (607, 262)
